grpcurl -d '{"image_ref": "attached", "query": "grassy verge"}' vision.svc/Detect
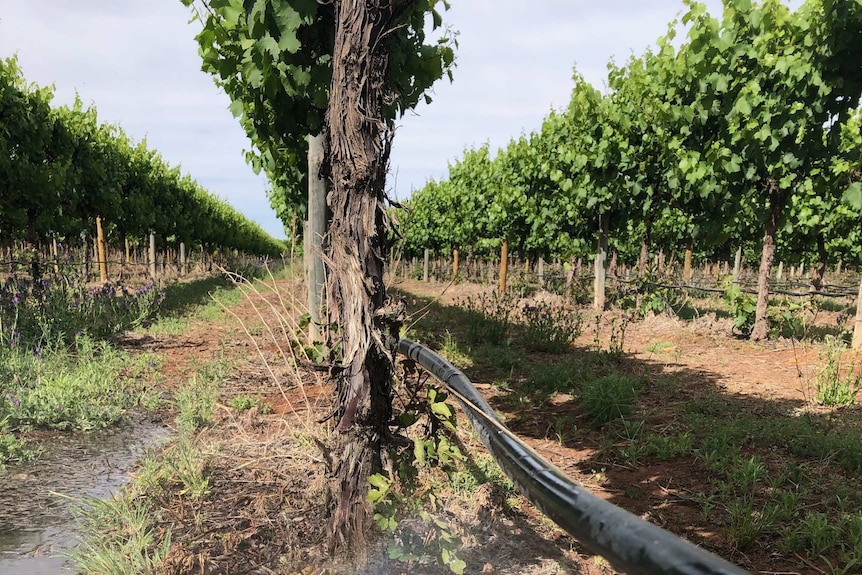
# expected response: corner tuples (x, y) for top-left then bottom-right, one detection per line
(0, 337), (161, 433)
(0, 262), (290, 469)
(145, 265), (291, 335)
(0, 265), (172, 467)
(0, 337), (162, 468)
(71, 265), (308, 574)
(72, 357), (226, 574)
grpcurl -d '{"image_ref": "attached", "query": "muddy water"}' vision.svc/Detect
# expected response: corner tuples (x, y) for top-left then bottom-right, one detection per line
(0, 417), (169, 574)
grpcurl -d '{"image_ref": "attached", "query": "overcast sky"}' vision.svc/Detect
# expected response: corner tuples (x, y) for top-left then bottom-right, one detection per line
(0, 1), (797, 240)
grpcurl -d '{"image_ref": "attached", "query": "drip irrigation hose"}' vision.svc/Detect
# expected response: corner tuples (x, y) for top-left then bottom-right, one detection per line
(398, 338), (750, 575)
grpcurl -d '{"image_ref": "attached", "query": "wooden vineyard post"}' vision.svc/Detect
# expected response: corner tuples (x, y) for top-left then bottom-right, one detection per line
(498, 238), (508, 294)
(82, 237), (91, 279)
(853, 275), (862, 350)
(538, 257), (545, 287)
(307, 133), (327, 344)
(594, 212), (607, 310)
(51, 235), (59, 274)
(423, 248), (429, 282)
(777, 261), (784, 282)
(148, 233), (157, 279)
(733, 245), (743, 284)
(125, 238), (132, 276)
(290, 213), (298, 261)
(452, 248), (459, 281)
(684, 238), (693, 284)
(96, 216), (108, 282)
(180, 242), (187, 276)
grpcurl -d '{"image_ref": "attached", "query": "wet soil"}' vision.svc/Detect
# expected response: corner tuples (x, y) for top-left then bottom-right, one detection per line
(0, 416), (169, 574)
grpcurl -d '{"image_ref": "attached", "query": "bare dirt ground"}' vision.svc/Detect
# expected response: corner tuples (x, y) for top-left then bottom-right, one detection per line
(136, 274), (861, 575)
(389, 277), (862, 575)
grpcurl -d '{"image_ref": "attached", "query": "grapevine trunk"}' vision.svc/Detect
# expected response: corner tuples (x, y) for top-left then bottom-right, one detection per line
(322, 0), (405, 552)
(751, 183), (784, 342)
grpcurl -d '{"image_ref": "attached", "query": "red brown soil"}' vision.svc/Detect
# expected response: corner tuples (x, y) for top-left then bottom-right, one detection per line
(136, 274), (861, 575)
(391, 277), (862, 575)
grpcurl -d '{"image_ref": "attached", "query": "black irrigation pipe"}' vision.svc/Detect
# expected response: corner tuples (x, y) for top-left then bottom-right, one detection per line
(609, 277), (858, 299)
(398, 338), (749, 575)
(494, 269), (859, 297)
(0, 260), (177, 267)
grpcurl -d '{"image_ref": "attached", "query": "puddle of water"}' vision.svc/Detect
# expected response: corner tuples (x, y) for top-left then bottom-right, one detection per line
(0, 417), (169, 574)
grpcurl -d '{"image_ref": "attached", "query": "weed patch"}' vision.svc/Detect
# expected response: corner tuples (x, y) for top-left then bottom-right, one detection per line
(811, 336), (861, 407)
(1, 271), (164, 349)
(0, 430), (37, 466)
(580, 374), (642, 427)
(459, 290), (517, 346)
(525, 359), (580, 394)
(71, 494), (171, 575)
(520, 300), (583, 353)
(174, 359), (226, 431)
(0, 337), (160, 432)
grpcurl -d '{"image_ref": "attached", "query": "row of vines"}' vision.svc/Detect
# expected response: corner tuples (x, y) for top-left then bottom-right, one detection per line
(0, 57), (285, 258)
(398, 0), (861, 316)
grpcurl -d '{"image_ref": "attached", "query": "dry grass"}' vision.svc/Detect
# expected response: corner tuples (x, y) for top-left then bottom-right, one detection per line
(124, 269), (615, 575)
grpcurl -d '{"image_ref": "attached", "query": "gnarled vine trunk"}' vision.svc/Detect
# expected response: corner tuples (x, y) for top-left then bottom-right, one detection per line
(751, 182), (784, 341)
(811, 232), (828, 291)
(322, 0), (407, 552)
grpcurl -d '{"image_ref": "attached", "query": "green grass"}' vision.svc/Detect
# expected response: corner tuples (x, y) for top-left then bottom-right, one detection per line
(812, 336), (861, 407)
(159, 276), (231, 315)
(580, 374), (643, 427)
(0, 431), (38, 467)
(0, 336), (160, 432)
(174, 358), (228, 432)
(149, 275), (246, 332)
(439, 330), (473, 369)
(645, 340), (674, 354)
(71, 494), (172, 575)
(68, 433), (217, 574)
(136, 433), (214, 499)
(227, 394), (270, 412)
(148, 279), (256, 334)
(448, 451), (515, 497)
(143, 315), (189, 335)
(525, 359), (580, 395)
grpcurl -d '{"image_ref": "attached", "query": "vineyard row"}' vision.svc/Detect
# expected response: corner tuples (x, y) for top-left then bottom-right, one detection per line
(0, 235), (273, 285)
(0, 57), (284, 258)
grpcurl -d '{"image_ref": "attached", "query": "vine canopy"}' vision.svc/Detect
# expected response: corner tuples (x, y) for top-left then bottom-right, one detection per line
(183, 0), (456, 223)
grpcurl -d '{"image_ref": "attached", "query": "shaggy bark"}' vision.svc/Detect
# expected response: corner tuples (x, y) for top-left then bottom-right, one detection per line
(638, 236), (650, 276)
(322, 0), (407, 552)
(811, 232), (828, 291)
(751, 182), (784, 341)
